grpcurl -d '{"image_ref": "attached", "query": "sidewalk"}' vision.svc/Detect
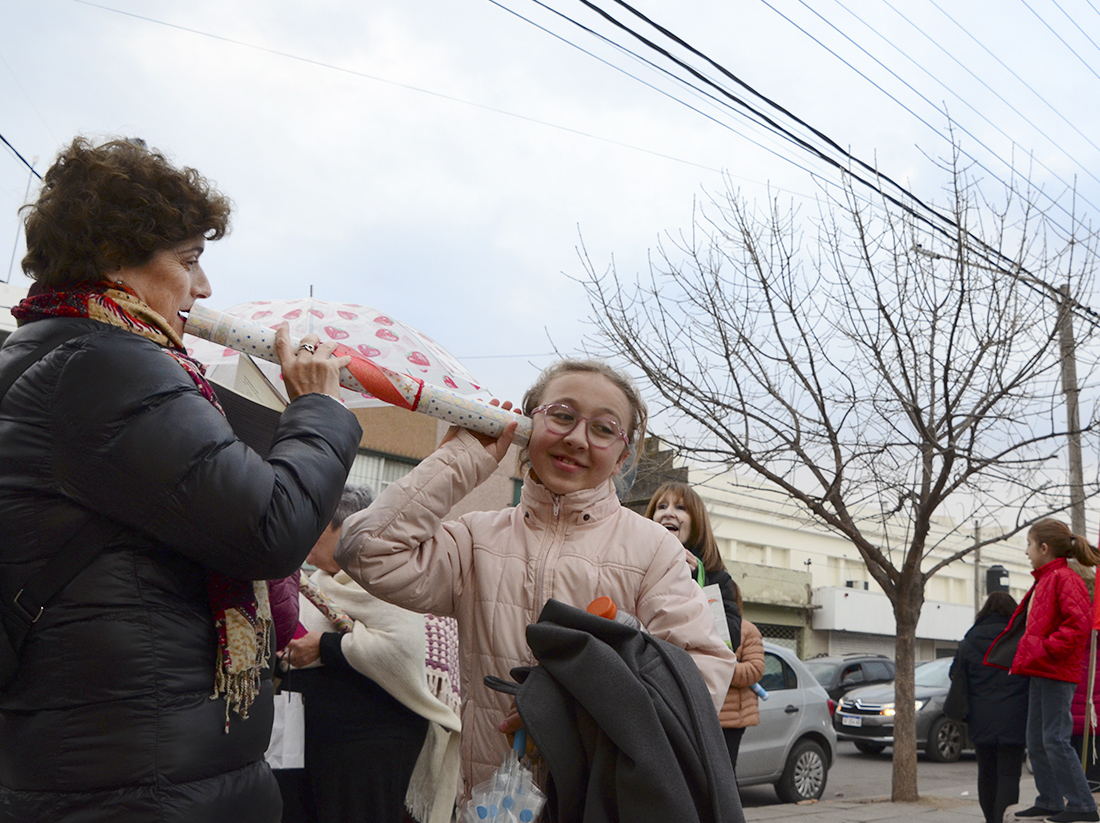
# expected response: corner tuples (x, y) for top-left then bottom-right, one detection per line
(742, 771), (1039, 823)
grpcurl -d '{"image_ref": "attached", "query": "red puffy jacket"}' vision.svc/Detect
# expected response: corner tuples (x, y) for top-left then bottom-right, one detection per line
(993, 558), (1092, 682)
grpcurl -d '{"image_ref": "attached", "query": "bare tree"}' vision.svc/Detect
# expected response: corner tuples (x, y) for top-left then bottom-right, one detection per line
(579, 157), (1100, 800)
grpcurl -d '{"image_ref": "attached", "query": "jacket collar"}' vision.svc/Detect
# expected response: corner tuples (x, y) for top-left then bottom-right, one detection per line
(519, 474), (622, 525)
(1032, 556), (1068, 581)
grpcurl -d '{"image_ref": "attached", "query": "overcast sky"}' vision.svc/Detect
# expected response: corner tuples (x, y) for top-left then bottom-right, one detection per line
(3, 0), (1098, 404)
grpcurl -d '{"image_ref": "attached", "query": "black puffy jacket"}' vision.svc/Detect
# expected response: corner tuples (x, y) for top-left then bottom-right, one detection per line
(0, 317), (362, 822)
(951, 613), (1030, 747)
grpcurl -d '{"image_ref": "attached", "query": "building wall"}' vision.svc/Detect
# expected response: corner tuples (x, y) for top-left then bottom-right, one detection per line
(351, 406), (439, 461)
(684, 461), (1038, 662)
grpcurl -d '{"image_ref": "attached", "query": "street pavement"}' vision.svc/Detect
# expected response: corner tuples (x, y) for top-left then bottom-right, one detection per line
(742, 767), (1040, 823)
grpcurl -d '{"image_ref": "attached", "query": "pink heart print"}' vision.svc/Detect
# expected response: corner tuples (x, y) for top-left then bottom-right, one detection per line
(357, 345), (382, 358)
(407, 352), (430, 367)
(376, 329), (399, 342)
(324, 326), (350, 340)
(338, 310), (358, 320)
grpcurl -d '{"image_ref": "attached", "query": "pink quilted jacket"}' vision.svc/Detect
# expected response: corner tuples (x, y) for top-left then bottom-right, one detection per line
(1005, 557), (1092, 682)
(336, 429), (736, 797)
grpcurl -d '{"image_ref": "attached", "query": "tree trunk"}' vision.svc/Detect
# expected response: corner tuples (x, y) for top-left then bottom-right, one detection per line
(891, 583), (922, 801)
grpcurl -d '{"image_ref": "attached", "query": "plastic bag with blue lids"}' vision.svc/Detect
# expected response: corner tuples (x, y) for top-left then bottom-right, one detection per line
(460, 730), (547, 823)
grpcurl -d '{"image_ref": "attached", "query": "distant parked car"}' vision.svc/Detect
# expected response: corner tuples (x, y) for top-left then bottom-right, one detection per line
(803, 653), (896, 701)
(832, 657), (970, 762)
(736, 642), (838, 803)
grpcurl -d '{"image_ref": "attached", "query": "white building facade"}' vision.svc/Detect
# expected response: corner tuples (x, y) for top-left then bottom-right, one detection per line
(687, 462), (1041, 662)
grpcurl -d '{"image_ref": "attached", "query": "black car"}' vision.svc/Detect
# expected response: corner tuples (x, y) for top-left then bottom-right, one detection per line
(803, 653), (895, 701)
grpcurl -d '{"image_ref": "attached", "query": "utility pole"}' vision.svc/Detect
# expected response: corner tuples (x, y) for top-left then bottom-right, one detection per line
(916, 247), (1085, 533)
(973, 520), (981, 616)
(1058, 283), (1086, 535)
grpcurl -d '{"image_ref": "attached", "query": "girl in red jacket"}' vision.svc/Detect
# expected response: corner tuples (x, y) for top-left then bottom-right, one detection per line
(999, 519), (1100, 823)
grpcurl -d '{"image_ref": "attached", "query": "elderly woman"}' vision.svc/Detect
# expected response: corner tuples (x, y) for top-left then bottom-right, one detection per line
(277, 485), (462, 823)
(0, 137), (362, 822)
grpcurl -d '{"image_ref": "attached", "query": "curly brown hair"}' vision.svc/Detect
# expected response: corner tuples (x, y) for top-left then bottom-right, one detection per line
(21, 137), (232, 287)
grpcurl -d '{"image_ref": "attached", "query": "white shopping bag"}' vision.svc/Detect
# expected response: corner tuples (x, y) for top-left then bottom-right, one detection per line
(702, 583), (732, 649)
(264, 691), (305, 769)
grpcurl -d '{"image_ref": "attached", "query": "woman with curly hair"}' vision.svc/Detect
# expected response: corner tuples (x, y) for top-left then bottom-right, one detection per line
(0, 137), (362, 822)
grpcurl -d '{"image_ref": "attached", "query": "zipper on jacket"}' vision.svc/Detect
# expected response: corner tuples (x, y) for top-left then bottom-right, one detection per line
(535, 494), (566, 614)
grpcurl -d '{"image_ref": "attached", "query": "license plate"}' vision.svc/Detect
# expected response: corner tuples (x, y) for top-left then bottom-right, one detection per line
(841, 716), (862, 727)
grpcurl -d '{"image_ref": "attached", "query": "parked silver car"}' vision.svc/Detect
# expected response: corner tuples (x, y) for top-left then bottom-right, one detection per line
(736, 642), (838, 803)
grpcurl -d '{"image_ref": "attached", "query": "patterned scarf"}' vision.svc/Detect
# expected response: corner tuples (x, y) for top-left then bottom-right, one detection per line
(14, 282), (272, 729)
(298, 574), (354, 634)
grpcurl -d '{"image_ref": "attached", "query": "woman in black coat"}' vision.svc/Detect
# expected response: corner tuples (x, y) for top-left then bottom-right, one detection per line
(951, 591), (1030, 823)
(0, 137), (361, 822)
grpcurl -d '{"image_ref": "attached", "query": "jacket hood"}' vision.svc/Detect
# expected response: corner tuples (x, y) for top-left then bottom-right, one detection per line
(964, 612), (1011, 643)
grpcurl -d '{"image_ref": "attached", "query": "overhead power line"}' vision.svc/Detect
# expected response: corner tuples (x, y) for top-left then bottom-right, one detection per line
(0, 133), (41, 180)
(502, 0), (1100, 325)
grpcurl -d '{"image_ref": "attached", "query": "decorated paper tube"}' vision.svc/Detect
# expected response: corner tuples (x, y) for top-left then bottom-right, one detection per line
(185, 304), (533, 445)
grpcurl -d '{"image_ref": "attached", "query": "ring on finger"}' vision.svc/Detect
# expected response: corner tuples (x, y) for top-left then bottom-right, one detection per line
(297, 343), (316, 354)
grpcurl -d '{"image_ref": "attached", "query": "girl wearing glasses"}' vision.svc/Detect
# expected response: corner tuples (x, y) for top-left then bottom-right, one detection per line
(336, 359), (735, 799)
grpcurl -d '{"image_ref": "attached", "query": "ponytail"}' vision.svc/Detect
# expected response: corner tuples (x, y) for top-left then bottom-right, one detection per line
(1070, 534), (1100, 568)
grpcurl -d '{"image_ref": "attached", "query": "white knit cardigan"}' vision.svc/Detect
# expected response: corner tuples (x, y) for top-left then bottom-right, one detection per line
(298, 569), (462, 823)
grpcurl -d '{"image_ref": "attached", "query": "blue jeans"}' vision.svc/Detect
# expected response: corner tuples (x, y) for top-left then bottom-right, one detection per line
(1027, 675), (1097, 813)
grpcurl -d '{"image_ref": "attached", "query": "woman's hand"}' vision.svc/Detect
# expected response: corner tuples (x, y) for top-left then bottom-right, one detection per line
(274, 323), (351, 401)
(439, 399), (519, 464)
(279, 630), (322, 669)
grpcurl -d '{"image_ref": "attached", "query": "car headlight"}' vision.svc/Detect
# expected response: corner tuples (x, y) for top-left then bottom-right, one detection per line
(880, 700), (927, 716)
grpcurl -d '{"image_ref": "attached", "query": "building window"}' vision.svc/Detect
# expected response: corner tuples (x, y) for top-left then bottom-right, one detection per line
(346, 449), (418, 494)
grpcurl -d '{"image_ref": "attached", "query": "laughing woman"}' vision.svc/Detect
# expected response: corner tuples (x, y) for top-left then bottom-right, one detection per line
(0, 137), (362, 823)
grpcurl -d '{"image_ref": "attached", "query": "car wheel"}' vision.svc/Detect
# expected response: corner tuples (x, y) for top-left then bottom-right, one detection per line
(854, 741), (886, 755)
(775, 739), (828, 803)
(925, 715), (963, 763)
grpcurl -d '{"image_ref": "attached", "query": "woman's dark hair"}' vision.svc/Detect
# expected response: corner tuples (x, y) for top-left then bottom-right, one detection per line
(21, 137), (231, 287)
(1029, 518), (1100, 567)
(727, 575), (744, 615)
(975, 591), (1017, 623)
(643, 481), (725, 574)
